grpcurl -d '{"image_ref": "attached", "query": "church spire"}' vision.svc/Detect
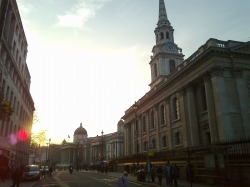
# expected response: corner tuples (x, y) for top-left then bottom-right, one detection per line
(158, 0), (168, 25)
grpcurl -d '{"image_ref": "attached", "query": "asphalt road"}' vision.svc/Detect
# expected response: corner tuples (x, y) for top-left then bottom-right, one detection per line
(29, 171), (144, 187)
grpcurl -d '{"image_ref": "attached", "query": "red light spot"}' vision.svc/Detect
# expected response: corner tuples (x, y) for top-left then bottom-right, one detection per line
(17, 130), (28, 141)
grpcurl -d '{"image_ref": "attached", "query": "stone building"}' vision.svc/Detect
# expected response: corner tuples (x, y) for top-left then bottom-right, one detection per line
(0, 0), (35, 167)
(121, 0), (250, 158)
(59, 122), (124, 167)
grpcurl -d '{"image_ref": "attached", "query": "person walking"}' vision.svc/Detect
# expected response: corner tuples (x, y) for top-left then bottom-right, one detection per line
(130, 165), (134, 176)
(150, 165), (156, 182)
(156, 165), (163, 186)
(170, 163), (178, 186)
(104, 164), (108, 174)
(165, 161), (171, 185)
(0, 167), (6, 183)
(117, 171), (128, 187)
(49, 166), (53, 177)
(12, 167), (23, 187)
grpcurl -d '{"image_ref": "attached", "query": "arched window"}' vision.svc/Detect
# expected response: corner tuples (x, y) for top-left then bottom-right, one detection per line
(150, 111), (155, 129)
(173, 97), (180, 120)
(166, 32), (169, 39)
(170, 60), (175, 73)
(142, 116), (146, 133)
(201, 85), (207, 111)
(160, 104), (166, 125)
(154, 63), (157, 78)
(161, 32), (164, 39)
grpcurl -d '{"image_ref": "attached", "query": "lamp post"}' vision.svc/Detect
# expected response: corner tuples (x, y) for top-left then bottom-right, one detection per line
(132, 101), (139, 168)
(48, 138), (51, 165)
(101, 130), (104, 161)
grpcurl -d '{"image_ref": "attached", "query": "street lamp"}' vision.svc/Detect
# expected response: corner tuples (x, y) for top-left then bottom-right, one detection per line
(101, 130), (104, 161)
(46, 138), (51, 165)
(132, 101), (139, 168)
(48, 138), (51, 164)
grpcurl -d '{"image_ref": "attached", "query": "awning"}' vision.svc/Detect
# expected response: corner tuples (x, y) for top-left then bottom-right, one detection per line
(3, 155), (16, 161)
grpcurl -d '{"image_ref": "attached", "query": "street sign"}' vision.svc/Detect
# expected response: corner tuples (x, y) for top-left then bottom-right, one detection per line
(148, 143), (153, 149)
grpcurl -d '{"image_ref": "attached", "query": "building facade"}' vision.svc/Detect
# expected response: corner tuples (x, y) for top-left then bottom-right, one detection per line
(0, 0), (35, 168)
(121, 0), (250, 158)
(59, 122), (124, 167)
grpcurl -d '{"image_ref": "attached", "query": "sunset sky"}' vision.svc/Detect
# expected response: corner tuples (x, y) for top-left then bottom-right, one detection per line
(16, 0), (250, 144)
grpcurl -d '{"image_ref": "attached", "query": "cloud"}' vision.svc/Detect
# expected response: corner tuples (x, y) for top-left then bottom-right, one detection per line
(56, 0), (111, 28)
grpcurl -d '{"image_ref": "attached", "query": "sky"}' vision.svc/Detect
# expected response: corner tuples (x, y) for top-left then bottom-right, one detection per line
(16, 0), (250, 145)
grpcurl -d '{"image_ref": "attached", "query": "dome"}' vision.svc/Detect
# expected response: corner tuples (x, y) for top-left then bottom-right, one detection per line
(74, 123), (87, 135)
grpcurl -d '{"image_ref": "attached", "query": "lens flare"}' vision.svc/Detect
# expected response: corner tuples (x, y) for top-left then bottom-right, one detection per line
(17, 130), (28, 141)
(9, 134), (18, 145)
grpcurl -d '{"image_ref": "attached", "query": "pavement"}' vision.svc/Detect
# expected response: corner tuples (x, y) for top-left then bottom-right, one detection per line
(0, 170), (219, 187)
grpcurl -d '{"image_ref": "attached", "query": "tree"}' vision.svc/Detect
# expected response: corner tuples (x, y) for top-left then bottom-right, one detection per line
(30, 130), (47, 149)
(0, 87), (14, 121)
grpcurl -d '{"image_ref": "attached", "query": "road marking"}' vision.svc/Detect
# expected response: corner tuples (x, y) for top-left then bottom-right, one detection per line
(53, 173), (71, 187)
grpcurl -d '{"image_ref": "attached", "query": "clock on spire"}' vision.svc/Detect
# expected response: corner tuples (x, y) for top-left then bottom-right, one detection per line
(149, 0), (184, 89)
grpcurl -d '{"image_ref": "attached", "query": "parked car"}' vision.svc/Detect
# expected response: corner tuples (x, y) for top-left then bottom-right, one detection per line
(40, 166), (49, 175)
(22, 165), (40, 181)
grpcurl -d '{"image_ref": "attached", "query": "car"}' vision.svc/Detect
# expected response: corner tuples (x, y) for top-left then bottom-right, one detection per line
(40, 165), (49, 175)
(22, 165), (40, 181)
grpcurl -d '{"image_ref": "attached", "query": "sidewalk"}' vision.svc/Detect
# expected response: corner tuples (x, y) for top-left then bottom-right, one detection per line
(106, 171), (218, 187)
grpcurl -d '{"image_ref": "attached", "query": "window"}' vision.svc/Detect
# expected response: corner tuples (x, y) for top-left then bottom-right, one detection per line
(6, 86), (10, 100)
(170, 60), (175, 72)
(142, 116), (146, 133)
(166, 32), (169, 39)
(174, 131), (181, 145)
(150, 111), (155, 129)
(143, 141), (147, 151)
(152, 139), (156, 149)
(154, 63), (157, 78)
(162, 136), (167, 147)
(201, 85), (207, 111)
(173, 97), (180, 120)
(161, 32), (164, 39)
(206, 132), (211, 145)
(160, 104), (166, 125)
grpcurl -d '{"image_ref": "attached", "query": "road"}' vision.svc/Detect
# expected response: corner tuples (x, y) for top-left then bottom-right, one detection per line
(25, 170), (144, 187)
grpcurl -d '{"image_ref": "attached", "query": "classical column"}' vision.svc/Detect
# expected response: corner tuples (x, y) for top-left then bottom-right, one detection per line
(178, 88), (188, 147)
(186, 85), (199, 146)
(202, 72), (219, 143)
(165, 97), (172, 149)
(210, 65), (233, 140)
(231, 67), (250, 137)
(154, 106), (160, 150)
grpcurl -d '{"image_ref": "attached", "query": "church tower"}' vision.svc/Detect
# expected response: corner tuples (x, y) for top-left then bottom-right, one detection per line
(149, 0), (184, 89)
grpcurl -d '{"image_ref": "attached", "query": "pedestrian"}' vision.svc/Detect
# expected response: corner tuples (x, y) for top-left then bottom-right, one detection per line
(165, 161), (171, 185)
(0, 167), (6, 183)
(133, 163), (136, 176)
(156, 165), (163, 186)
(170, 163), (178, 186)
(49, 166), (53, 177)
(117, 171), (128, 187)
(12, 167), (23, 187)
(104, 164), (108, 174)
(130, 165), (134, 176)
(150, 165), (156, 182)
